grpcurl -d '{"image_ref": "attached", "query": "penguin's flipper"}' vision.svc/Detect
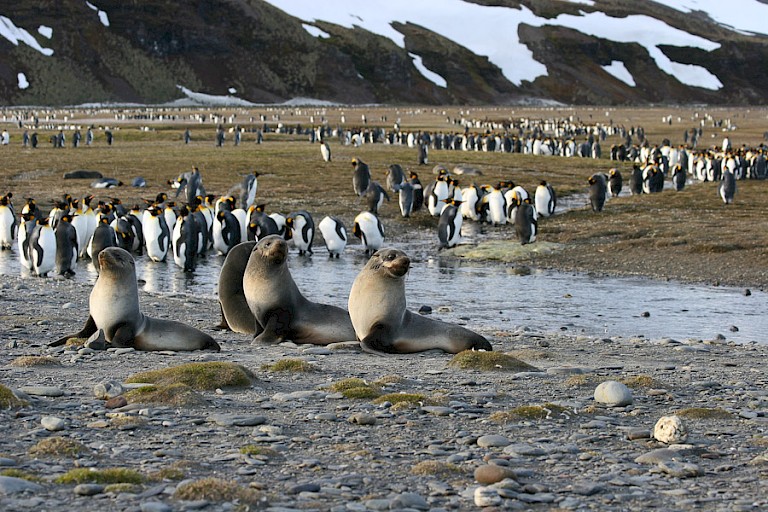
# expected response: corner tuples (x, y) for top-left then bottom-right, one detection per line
(49, 315), (97, 347)
(359, 324), (397, 355)
(109, 322), (137, 348)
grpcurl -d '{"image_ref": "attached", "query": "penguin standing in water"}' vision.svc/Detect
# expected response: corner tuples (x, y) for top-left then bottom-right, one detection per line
(607, 169), (623, 197)
(719, 168), (736, 205)
(426, 174), (450, 216)
(54, 214), (78, 276)
(29, 217), (57, 277)
(172, 206), (198, 272)
(212, 209), (241, 255)
(398, 182), (414, 218)
(353, 211), (384, 255)
(629, 165), (643, 195)
(588, 173), (607, 212)
(352, 158), (371, 196)
(144, 205), (170, 262)
(247, 204), (279, 241)
(318, 216), (347, 258)
(87, 217), (117, 271)
(0, 192), (16, 249)
(17, 212), (35, 270)
(240, 171), (260, 210)
(534, 181), (556, 218)
(514, 198), (538, 245)
(408, 172), (424, 212)
(364, 181), (390, 214)
(672, 164), (686, 191)
(286, 210), (315, 255)
(437, 198), (463, 249)
(460, 184), (482, 221)
(320, 141), (331, 162)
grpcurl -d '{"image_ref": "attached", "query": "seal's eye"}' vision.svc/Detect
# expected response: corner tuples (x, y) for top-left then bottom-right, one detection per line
(385, 252), (396, 261)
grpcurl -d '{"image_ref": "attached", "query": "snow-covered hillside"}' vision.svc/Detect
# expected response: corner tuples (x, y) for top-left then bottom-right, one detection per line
(265, 0), (767, 91)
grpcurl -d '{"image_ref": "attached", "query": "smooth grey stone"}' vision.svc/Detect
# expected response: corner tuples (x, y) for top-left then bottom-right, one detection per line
(347, 413), (376, 426)
(502, 443), (547, 457)
(289, 483), (321, 494)
(74, 483), (104, 496)
(0, 458), (16, 467)
(19, 386), (64, 397)
(658, 461), (702, 478)
(546, 366), (585, 375)
(421, 406), (453, 416)
(391, 492), (429, 510)
(271, 391), (325, 402)
(477, 435), (511, 448)
(474, 487), (502, 507)
(140, 501), (173, 512)
(41, 416), (67, 431)
(208, 414), (267, 427)
(302, 347), (332, 355)
(0, 476), (43, 495)
(112, 347), (135, 355)
(635, 448), (679, 464)
(594, 381), (633, 406)
(93, 380), (124, 399)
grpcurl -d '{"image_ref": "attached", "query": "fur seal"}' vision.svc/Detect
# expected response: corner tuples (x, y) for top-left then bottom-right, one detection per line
(216, 240), (258, 334)
(348, 248), (493, 354)
(50, 247), (219, 351)
(243, 235), (357, 344)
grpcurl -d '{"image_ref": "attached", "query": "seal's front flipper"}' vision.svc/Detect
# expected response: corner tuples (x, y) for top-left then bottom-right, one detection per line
(252, 310), (290, 345)
(359, 324), (397, 355)
(49, 315), (97, 347)
(109, 322), (137, 348)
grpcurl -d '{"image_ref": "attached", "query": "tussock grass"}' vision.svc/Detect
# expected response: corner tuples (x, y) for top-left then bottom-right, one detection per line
(10, 356), (61, 367)
(448, 351), (539, 372)
(125, 362), (253, 390)
(28, 437), (86, 457)
(55, 468), (144, 485)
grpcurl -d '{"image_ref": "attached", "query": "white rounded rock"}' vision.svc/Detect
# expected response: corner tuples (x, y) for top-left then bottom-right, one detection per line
(653, 415), (688, 444)
(474, 486), (502, 507)
(593, 380), (633, 407)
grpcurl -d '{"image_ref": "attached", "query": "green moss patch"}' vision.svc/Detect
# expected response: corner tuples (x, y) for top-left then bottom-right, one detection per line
(55, 468), (144, 485)
(373, 393), (429, 406)
(490, 403), (573, 423)
(621, 375), (662, 389)
(411, 461), (463, 477)
(124, 383), (207, 407)
(261, 359), (315, 372)
(240, 445), (280, 458)
(448, 351), (539, 372)
(0, 384), (27, 409)
(28, 437), (86, 457)
(173, 477), (262, 504)
(0, 469), (42, 482)
(125, 362), (253, 390)
(327, 378), (382, 399)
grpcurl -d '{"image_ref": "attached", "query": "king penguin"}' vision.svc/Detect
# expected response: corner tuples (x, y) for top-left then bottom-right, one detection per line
(409, 172), (424, 212)
(352, 158), (370, 197)
(460, 184), (482, 221)
(437, 198), (463, 249)
(318, 216), (347, 258)
(353, 211), (384, 255)
(54, 214), (78, 276)
(607, 169), (623, 197)
(144, 205), (170, 262)
(534, 181), (556, 217)
(29, 217), (57, 277)
(17, 212), (35, 270)
(320, 141), (331, 162)
(0, 192), (16, 249)
(672, 164), (686, 192)
(386, 164), (405, 192)
(719, 168), (736, 205)
(629, 165), (643, 195)
(286, 210), (315, 255)
(172, 205), (198, 272)
(87, 216), (117, 271)
(213, 209), (242, 256)
(588, 173), (607, 212)
(240, 171), (260, 210)
(483, 183), (507, 225)
(398, 182), (414, 218)
(364, 181), (389, 215)
(514, 198), (538, 245)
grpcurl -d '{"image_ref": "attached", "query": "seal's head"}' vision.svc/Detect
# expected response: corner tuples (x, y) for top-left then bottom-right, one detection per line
(254, 234), (288, 266)
(98, 247), (135, 275)
(368, 248), (410, 278)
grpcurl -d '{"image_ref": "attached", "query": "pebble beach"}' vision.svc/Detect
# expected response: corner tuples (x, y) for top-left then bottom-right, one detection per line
(1, 270), (767, 512)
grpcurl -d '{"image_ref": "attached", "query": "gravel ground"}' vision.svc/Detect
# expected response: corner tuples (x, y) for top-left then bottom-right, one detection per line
(1, 271), (767, 512)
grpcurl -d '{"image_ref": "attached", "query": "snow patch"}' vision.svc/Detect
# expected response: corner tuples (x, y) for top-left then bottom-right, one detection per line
(172, 85), (258, 107)
(263, 0), (731, 90)
(37, 25), (53, 39)
(602, 61), (635, 87)
(281, 97), (340, 106)
(302, 23), (329, 38)
(17, 72), (29, 89)
(228, 87), (237, 94)
(86, 1), (110, 27)
(409, 53), (447, 88)
(563, 0), (595, 5)
(0, 16), (54, 56)
(661, 0), (768, 36)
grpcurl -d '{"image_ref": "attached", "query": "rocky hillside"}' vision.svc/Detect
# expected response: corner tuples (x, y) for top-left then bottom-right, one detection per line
(2, 0), (768, 106)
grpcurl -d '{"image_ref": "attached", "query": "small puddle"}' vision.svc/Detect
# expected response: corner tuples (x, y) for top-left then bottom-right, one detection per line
(1, 241), (764, 344)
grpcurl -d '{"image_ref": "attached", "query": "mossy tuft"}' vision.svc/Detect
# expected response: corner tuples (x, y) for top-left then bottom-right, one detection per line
(28, 437), (86, 457)
(490, 403), (572, 423)
(675, 407), (732, 419)
(0, 469), (42, 482)
(124, 383), (207, 407)
(173, 477), (262, 504)
(373, 393), (429, 406)
(125, 362), (253, 390)
(240, 445), (280, 458)
(261, 359), (315, 372)
(104, 483), (141, 493)
(621, 375), (661, 389)
(448, 351), (539, 372)
(64, 337), (86, 348)
(0, 384), (28, 409)
(55, 467), (144, 485)
(327, 378), (382, 399)
(411, 460), (463, 477)
(10, 356), (61, 367)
